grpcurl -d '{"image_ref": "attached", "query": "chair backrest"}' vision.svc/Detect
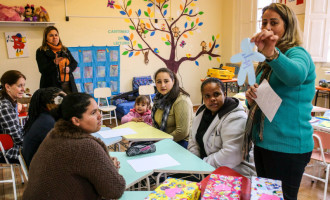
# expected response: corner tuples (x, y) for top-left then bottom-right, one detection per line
(139, 85), (155, 95)
(94, 87), (112, 98)
(0, 134), (14, 150)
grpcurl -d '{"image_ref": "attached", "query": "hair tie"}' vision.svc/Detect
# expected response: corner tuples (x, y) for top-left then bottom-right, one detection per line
(54, 96), (63, 105)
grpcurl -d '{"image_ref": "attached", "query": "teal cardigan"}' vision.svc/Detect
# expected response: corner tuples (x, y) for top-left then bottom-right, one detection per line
(253, 46), (316, 154)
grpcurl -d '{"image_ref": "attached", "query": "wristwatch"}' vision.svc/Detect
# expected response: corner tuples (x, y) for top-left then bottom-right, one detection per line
(265, 48), (279, 62)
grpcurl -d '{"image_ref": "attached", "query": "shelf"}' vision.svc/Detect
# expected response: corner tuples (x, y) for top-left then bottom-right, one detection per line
(0, 21), (55, 27)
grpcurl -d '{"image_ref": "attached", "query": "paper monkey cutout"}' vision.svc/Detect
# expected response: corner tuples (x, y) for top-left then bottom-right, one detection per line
(139, 23), (146, 38)
(142, 50), (149, 64)
(230, 38), (265, 86)
(201, 41), (207, 52)
(172, 26), (180, 38)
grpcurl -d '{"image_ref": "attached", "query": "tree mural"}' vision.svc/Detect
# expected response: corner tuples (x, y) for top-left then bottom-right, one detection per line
(111, 0), (220, 73)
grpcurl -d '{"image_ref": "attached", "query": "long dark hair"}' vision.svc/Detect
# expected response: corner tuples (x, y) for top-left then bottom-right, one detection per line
(56, 93), (93, 122)
(39, 26), (67, 51)
(154, 68), (189, 104)
(24, 87), (64, 133)
(0, 70), (26, 105)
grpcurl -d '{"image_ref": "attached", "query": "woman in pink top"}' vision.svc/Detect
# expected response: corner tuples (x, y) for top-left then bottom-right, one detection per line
(121, 95), (152, 125)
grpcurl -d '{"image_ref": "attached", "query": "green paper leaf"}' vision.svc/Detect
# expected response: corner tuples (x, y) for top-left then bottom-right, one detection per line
(208, 55), (212, 60)
(163, 4), (169, 8)
(165, 41), (171, 45)
(129, 26), (135, 30)
(198, 11), (204, 15)
(184, 8), (188, 13)
(191, 22), (194, 28)
(138, 44), (143, 49)
(127, 0), (131, 6)
(144, 11), (149, 17)
(212, 35), (215, 41)
(122, 51), (129, 55)
(144, 30), (149, 34)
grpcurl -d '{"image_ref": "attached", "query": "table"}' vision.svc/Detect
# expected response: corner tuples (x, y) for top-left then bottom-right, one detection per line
(113, 122), (173, 145)
(119, 191), (152, 200)
(314, 86), (330, 107)
(91, 127), (122, 150)
(111, 151), (153, 190)
(111, 139), (215, 189)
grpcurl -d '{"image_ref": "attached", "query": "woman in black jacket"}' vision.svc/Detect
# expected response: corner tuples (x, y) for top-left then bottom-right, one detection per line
(36, 26), (78, 93)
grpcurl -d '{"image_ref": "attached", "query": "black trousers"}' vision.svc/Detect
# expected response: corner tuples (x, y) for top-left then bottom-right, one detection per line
(254, 145), (312, 200)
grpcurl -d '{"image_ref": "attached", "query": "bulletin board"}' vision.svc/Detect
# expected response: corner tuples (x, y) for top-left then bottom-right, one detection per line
(68, 46), (120, 96)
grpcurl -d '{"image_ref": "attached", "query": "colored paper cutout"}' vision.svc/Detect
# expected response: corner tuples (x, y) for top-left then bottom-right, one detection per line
(230, 38), (265, 86)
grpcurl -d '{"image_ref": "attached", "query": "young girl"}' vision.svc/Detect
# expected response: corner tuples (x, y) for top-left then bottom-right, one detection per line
(121, 95), (152, 125)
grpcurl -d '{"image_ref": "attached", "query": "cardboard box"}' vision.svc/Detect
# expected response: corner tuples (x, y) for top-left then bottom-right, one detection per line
(145, 177), (200, 200)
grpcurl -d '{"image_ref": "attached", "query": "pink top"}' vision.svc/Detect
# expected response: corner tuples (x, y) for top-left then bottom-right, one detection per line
(121, 108), (152, 126)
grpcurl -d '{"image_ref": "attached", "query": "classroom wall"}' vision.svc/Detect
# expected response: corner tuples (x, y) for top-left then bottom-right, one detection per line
(0, 0), (231, 105)
(1, 1), (326, 105)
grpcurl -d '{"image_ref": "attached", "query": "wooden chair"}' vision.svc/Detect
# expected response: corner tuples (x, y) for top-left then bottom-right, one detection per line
(303, 132), (330, 200)
(94, 87), (118, 126)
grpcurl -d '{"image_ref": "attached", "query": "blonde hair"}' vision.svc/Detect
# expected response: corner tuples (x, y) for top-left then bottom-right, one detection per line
(262, 3), (302, 53)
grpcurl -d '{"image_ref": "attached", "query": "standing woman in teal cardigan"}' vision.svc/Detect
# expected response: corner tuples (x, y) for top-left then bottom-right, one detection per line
(244, 3), (315, 200)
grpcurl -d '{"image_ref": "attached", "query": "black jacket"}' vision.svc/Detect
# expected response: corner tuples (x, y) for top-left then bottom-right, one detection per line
(22, 112), (55, 168)
(36, 48), (78, 92)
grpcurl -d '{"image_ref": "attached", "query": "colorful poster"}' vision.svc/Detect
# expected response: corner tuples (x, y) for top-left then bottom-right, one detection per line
(97, 66), (106, 77)
(97, 81), (106, 88)
(83, 50), (92, 62)
(110, 65), (118, 77)
(73, 67), (81, 79)
(84, 66), (93, 78)
(5, 31), (29, 58)
(71, 51), (79, 63)
(84, 82), (94, 94)
(110, 50), (118, 61)
(280, 0), (305, 14)
(110, 81), (118, 92)
(97, 50), (106, 61)
(76, 83), (82, 92)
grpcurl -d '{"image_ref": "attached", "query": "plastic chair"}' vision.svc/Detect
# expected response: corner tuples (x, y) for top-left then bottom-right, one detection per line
(0, 134), (25, 200)
(139, 85), (155, 106)
(303, 132), (330, 200)
(94, 87), (118, 127)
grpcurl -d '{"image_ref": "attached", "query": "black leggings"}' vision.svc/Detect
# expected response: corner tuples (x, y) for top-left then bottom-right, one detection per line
(254, 146), (312, 200)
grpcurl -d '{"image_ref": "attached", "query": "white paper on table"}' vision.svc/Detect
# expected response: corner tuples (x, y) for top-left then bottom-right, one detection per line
(98, 128), (136, 138)
(255, 79), (282, 122)
(127, 154), (180, 172)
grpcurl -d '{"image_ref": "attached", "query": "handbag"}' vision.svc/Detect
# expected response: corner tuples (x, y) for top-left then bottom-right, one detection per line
(126, 141), (156, 157)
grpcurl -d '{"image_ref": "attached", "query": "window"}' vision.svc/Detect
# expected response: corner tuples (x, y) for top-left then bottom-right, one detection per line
(256, 0), (276, 33)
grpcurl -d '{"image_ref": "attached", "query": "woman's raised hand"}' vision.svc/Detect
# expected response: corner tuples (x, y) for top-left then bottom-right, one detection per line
(251, 29), (279, 57)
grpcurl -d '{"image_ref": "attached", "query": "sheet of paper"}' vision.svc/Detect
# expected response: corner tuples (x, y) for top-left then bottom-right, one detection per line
(98, 128), (136, 138)
(127, 154), (180, 172)
(255, 79), (282, 122)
